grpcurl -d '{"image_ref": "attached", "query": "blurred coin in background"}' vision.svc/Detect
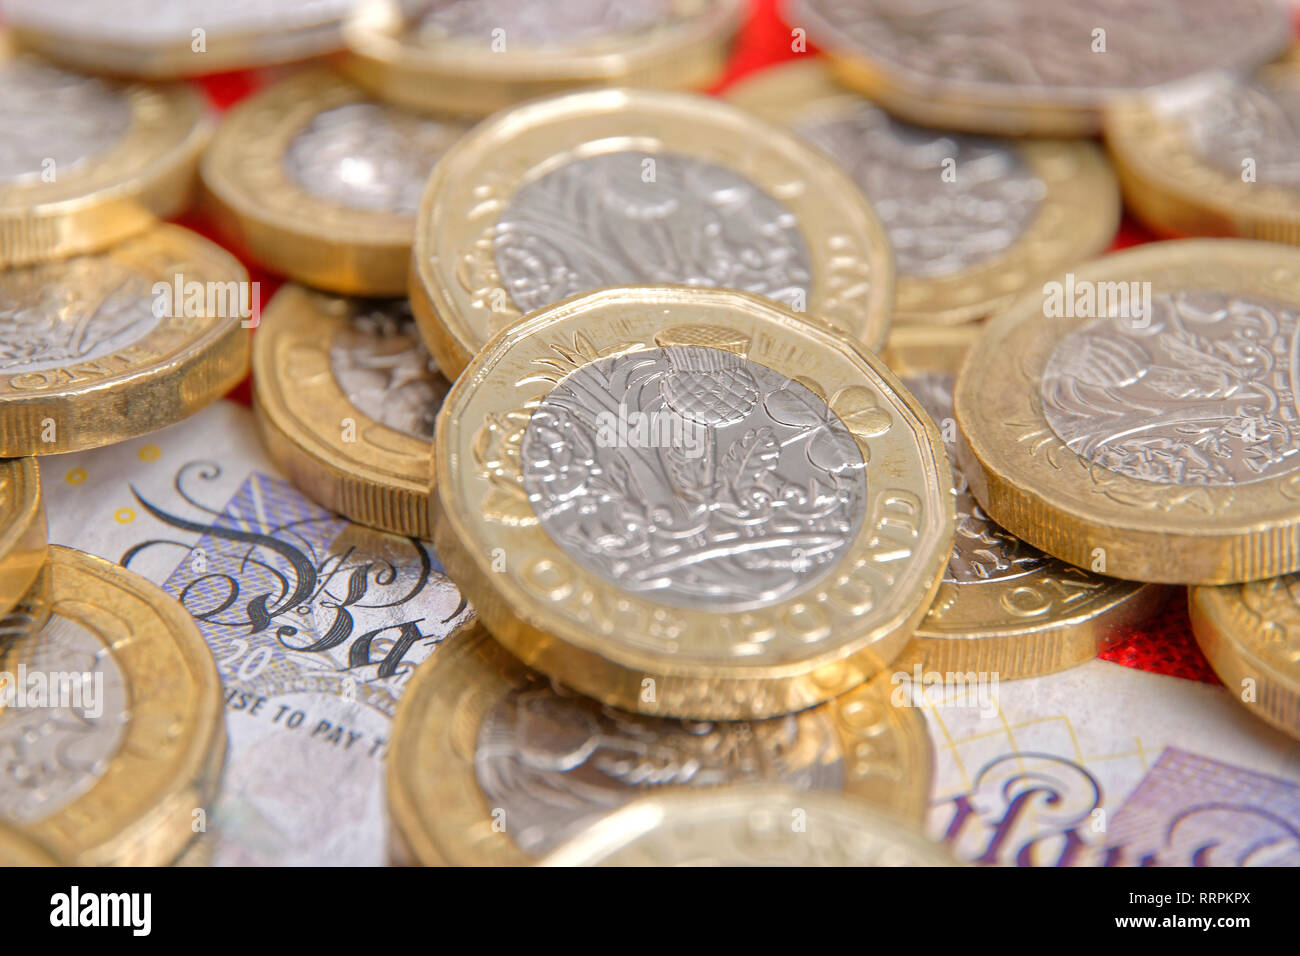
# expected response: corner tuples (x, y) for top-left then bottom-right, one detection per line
(955, 239), (1300, 585)
(1191, 577), (1300, 741)
(4, 0), (360, 78)
(411, 88), (894, 377)
(883, 326), (1167, 679)
(0, 459), (45, 621)
(788, 0), (1293, 136)
(0, 35), (211, 267)
(202, 70), (468, 296)
(540, 785), (956, 866)
(1106, 57), (1300, 245)
(729, 60), (1119, 325)
(0, 225), (251, 456)
(387, 625), (932, 864)
(0, 546), (225, 866)
(431, 287), (954, 719)
(341, 0), (743, 116)
(253, 285), (450, 537)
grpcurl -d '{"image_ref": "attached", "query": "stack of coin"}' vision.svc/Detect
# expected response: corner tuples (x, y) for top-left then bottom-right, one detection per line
(5, 0), (1300, 870)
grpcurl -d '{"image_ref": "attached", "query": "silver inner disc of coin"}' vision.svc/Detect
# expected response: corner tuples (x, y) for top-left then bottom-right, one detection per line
(418, 0), (670, 47)
(1175, 77), (1300, 190)
(474, 672), (844, 857)
(794, 103), (1044, 278)
(798, 0), (1288, 97)
(494, 151), (813, 315)
(283, 103), (461, 215)
(520, 346), (868, 611)
(329, 300), (448, 440)
(906, 372), (1046, 582)
(1041, 291), (1300, 486)
(0, 615), (129, 824)
(0, 59), (130, 185)
(0, 258), (161, 376)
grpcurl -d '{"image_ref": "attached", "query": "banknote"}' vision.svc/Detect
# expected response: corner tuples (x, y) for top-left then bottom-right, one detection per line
(913, 659), (1300, 865)
(42, 400), (472, 865)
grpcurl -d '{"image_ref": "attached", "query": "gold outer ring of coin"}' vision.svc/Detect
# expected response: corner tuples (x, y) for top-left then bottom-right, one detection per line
(5, 8), (348, 78)
(200, 70), (468, 296)
(539, 784), (956, 866)
(253, 284), (445, 537)
(883, 326), (1170, 678)
(387, 623), (933, 866)
(788, 0), (1293, 137)
(726, 59), (1120, 325)
(0, 34), (212, 267)
(1189, 580), (1300, 741)
(410, 87), (895, 379)
(0, 224), (251, 457)
(0, 458), (47, 620)
(954, 239), (1300, 585)
(340, 0), (744, 117)
(1104, 61), (1300, 246)
(432, 286), (954, 720)
(0, 825), (60, 865)
(0, 546), (225, 865)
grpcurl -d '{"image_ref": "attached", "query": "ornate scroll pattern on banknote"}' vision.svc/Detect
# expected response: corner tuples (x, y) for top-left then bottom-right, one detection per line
(122, 462), (465, 716)
(794, 106), (1043, 277)
(329, 301), (447, 440)
(1104, 748), (1300, 865)
(906, 371), (1047, 583)
(0, 257), (159, 375)
(0, 58), (129, 184)
(284, 104), (462, 215)
(1040, 292), (1300, 486)
(519, 345), (869, 610)
(475, 672), (844, 856)
(494, 152), (813, 314)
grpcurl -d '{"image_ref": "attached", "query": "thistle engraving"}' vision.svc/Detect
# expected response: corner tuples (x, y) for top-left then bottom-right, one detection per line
(517, 330), (877, 610)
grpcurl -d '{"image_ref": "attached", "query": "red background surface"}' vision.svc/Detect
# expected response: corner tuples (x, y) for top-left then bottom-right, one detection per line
(174, 0), (1219, 683)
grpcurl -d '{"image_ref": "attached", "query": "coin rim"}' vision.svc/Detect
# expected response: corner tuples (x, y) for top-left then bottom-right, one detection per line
(953, 239), (1300, 584)
(387, 623), (933, 865)
(252, 283), (439, 537)
(410, 86), (895, 379)
(725, 58), (1120, 324)
(432, 285), (954, 719)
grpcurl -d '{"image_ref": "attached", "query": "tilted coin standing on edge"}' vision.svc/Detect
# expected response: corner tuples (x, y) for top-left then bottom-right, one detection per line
(0, 458), (46, 620)
(341, 0), (744, 117)
(253, 284), (451, 538)
(0, 36), (211, 267)
(201, 70), (469, 296)
(1105, 58), (1300, 246)
(3, 0), (355, 77)
(787, 0), (1293, 137)
(954, 240), (1300, 586)
(0, 224), (251, 456)
(387, 624), (932, 865)
(410, 88), (895, 379)
(1190, 579), (1300, 741)
(432, 287), (955, 720)
(882, 326), (1168, 679)
(539, 785), (956, 866)
(0, 546), (225, 866)
(727, 59), (1120, 326)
